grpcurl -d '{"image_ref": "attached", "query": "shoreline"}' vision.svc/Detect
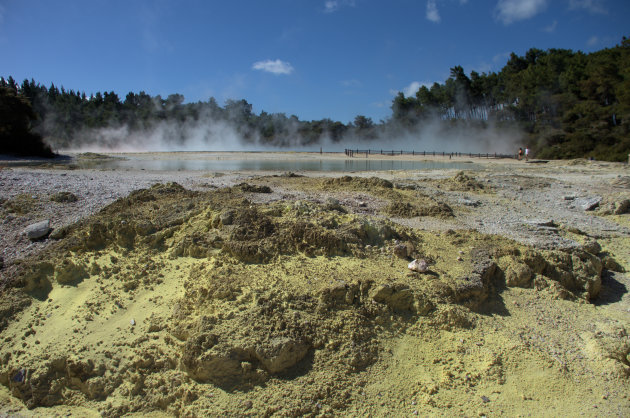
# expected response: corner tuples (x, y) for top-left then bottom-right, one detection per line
(3, 150), (520, 163)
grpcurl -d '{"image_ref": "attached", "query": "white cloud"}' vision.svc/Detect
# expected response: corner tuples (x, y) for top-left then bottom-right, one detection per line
(323, 0), (355, 13)
(426, 0), (441, 23)
(252, 59), (295, 75)
(389, 81), (433, 98)
(543, 20), (557, 32)
(587, 35), (599, 47)
(569, 0), (607, 14)
(495, 0), (548, 25)
(324, 1), (339, 13)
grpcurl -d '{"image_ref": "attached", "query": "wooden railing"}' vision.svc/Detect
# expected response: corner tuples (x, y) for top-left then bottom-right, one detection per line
(344, 149), (514, 159)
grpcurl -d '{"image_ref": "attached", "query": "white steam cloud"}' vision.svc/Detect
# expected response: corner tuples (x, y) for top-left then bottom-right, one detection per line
(70, 121), (259, 153)
(252, 59), (295, 75)
(338, 121), (523, 156)
(64, 116), (523, 156)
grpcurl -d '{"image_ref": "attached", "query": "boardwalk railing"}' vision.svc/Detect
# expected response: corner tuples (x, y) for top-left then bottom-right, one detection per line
(344, 149), (514, 159)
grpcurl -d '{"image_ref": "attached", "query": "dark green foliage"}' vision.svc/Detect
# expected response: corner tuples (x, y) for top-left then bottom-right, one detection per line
(390, 37), (630, 161)
(0, 85), (54, 157)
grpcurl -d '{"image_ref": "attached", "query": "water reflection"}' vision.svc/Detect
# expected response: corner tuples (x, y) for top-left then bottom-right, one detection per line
(2, 154), (482, 172)
(76, 157), (480, 172)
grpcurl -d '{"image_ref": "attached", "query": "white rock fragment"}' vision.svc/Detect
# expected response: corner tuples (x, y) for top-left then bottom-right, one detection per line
(408, 259), (428, 273)
(130, 318), (136, 326)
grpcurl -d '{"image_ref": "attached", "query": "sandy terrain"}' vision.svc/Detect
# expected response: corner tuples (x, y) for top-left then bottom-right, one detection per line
(0, 152), (629, 416)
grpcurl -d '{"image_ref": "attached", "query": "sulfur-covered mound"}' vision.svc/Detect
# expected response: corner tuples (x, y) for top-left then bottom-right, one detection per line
(0, 180), (624, 416)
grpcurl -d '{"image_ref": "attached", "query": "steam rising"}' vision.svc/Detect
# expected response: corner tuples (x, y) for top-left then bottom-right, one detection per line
(73, 120), (255, 153)
(66, 116), (523, 155)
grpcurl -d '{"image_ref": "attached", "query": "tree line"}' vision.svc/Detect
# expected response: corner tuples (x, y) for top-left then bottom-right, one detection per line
(1, 37), (629, 160)
(392, 37), (630, 161)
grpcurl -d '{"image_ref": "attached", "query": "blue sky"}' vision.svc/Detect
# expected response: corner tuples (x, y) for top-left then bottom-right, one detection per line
(1, 0), (628, 123)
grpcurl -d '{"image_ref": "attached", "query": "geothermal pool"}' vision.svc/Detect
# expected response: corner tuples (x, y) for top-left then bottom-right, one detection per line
(70, 152), (482, 172)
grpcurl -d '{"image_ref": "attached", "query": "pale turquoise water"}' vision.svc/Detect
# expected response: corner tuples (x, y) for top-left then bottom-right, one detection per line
(2, 153), (484, 171)
(78, 157), (481, 171)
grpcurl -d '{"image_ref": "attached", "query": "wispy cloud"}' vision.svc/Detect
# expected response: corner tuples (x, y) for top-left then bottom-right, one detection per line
(341, 79), (362, 88)
(324, 1), (339, 13)
(220, 74), (248, 102)
(323, 0), (356, 13)
(495, 0), (548, 25)
(426, 0), (441, 23)
(568, 0), (607, 14)
(139, 4), (174, 53)
(493, 52), (512, 65)
(252, 59), (295, 75)
(543, 19), (557, 32)
(587, 35), (600, 47)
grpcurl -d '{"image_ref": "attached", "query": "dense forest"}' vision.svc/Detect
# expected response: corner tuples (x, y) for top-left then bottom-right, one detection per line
(1, 37), (629, 160)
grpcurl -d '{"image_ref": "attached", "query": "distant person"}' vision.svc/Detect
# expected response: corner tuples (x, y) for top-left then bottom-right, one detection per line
(518, 148), (523, 160)
(525, 147), (530, 161)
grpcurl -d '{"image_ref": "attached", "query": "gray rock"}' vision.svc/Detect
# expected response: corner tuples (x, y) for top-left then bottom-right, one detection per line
(459, 197), (481, 207)
(24, 220), (51, 240)
(573, 197), (601, 211)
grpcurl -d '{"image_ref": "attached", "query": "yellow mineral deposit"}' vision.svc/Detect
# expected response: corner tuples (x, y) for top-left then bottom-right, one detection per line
(0, 159), (629, 416)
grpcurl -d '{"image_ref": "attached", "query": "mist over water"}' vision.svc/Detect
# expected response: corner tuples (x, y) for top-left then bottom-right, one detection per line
(64, 114), (524, 155)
